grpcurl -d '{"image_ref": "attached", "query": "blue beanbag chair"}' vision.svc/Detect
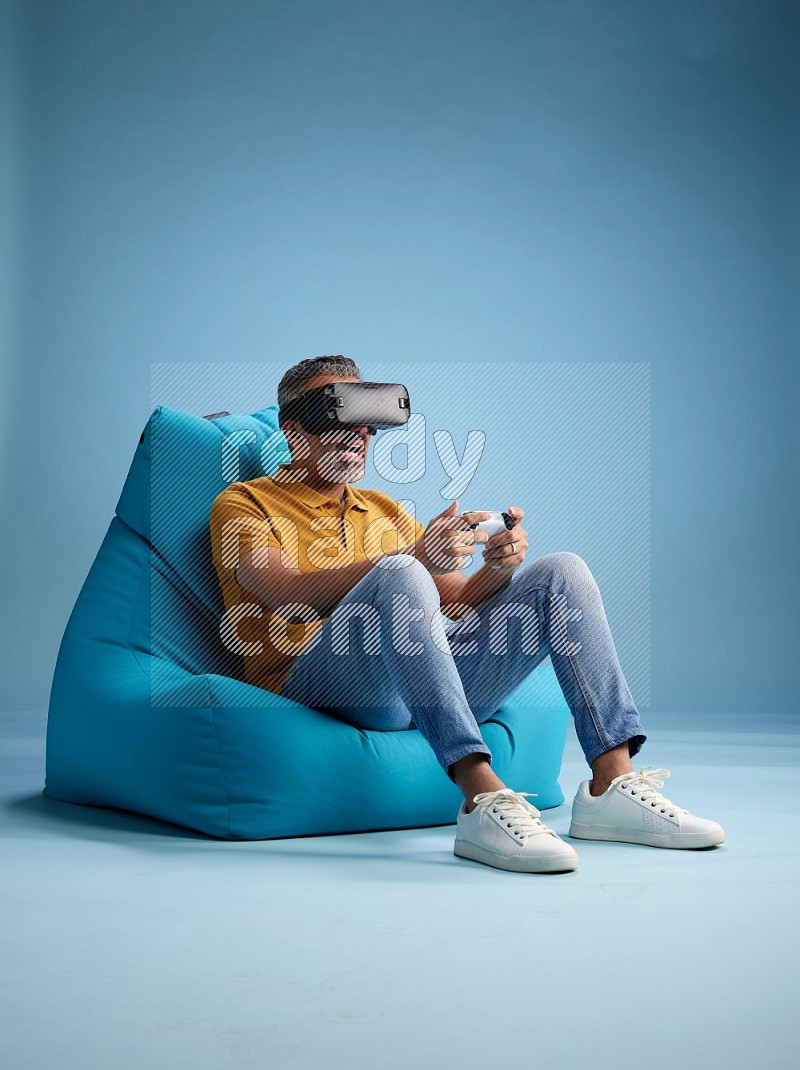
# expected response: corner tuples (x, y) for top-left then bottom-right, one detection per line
(43, 403), (570, 839)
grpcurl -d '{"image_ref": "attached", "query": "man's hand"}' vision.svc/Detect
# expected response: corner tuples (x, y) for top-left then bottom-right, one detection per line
(414, 500), (494, 576)
(480, 505), (528, 571)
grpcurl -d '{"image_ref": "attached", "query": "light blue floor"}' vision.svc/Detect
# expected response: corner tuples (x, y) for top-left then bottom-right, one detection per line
(2, 708), (798, 1070)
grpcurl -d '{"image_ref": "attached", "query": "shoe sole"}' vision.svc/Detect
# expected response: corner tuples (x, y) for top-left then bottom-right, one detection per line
(454, 838), (579, 873)
(568, 821), (724, 849)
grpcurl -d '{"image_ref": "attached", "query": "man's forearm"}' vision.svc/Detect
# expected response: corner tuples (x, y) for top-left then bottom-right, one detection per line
(269, 558), (378, 619)
(451, 562), (515, 612)
(238, 537), (430, 619)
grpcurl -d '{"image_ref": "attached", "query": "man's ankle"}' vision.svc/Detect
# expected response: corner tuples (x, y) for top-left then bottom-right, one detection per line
(588, 780), (611, 797)
(450, 753), (506, 811)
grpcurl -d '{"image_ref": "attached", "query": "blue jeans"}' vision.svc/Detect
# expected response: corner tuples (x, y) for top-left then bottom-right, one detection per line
(280, 552), (647, 781)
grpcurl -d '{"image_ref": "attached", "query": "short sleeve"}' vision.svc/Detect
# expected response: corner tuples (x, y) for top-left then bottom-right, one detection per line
(209, 484), (282, 588)
(394, 501), (425, 545)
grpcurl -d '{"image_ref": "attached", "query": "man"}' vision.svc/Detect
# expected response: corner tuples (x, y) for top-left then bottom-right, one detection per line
(210, 355), (724, 873)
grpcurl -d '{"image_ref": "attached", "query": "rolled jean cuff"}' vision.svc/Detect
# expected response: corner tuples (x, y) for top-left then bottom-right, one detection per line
(627, 733), (647, 761)
(444, 743), (493, 782)
(584, 732), (647, 768)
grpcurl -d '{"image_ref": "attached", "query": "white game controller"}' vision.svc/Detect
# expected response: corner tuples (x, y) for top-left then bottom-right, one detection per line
(462, 510), (515, 569)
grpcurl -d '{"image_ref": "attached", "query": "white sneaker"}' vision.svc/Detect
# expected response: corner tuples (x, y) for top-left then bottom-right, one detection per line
(569, 767), (725, 849)
(454, 788), (579, 873)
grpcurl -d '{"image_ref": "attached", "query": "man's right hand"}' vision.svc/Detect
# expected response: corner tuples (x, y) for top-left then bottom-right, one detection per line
(414, 500), (493, 576)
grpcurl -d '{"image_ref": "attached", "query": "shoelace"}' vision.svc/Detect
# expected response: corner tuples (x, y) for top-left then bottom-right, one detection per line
(469, 788), (558, 841)
(614, 767), (689, 818)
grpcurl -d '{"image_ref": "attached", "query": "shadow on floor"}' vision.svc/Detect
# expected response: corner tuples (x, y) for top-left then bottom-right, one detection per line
(7, 792), (215, 841)
(5, 792), (466, 869)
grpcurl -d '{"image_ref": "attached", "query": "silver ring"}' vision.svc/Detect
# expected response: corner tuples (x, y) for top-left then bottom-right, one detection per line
(510, 542), (516, 555)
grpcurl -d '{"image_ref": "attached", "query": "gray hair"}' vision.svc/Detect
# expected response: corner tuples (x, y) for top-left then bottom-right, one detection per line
(277, 355), (362, 408)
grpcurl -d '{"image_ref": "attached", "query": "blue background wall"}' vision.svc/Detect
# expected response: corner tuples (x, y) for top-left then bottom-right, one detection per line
(1, 0), (796, 715)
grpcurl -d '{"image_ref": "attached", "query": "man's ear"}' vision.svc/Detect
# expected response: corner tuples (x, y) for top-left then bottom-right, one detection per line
(281, 418), (301, 446)
(281, 420), (312, 459)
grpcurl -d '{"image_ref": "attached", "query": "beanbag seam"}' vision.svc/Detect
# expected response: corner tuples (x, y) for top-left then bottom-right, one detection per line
(204, 673), (233, 838)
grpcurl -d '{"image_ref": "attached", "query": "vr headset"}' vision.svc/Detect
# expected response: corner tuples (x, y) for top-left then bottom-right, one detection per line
(278, 381), (411, 437)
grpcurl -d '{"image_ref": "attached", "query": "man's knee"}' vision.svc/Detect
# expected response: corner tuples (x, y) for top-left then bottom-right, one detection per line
(376, 551), (427, 573)
(526, 551), (595, 587)
(374, 553), (438, 595)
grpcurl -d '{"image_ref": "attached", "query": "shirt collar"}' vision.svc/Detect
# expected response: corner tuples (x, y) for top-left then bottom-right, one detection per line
(273, 464), (369, 512)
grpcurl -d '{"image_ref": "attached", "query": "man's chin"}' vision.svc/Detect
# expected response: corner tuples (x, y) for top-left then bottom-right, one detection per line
(337, 464), (365, 483)
(319, 461), (365, 483)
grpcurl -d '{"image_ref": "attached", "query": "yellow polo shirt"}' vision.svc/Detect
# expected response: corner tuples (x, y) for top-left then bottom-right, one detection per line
(209, 462), (425, 695)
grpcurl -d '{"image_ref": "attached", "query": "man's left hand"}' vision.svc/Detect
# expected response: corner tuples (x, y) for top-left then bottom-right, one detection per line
(481, 505), (528, 570)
